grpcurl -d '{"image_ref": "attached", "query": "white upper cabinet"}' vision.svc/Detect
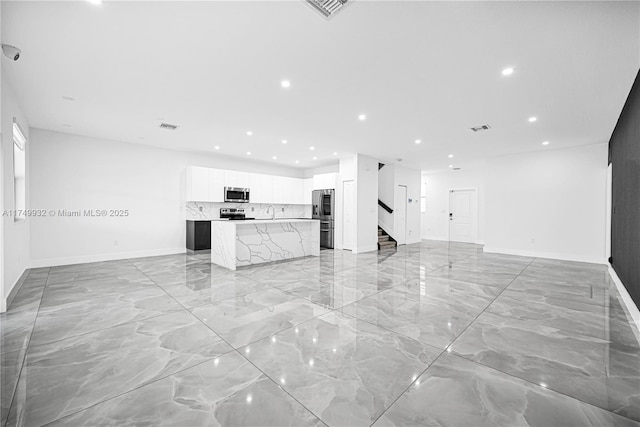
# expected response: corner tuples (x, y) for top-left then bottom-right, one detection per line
(187, 166), (317, 205)
(282, 177), (296, 205)
(236, 172), (250, 188)
(313, 173), (337, 190)
(271, 176), (286, 204)
(224, 170), (238, 188)
(186, 166), (210, 201)
(209, 169), (225, 202)
(248, 173), (263, 203)
(259, 174), (274, 204)
(292, 178), (304, 204)
(303, 178), (314, 204)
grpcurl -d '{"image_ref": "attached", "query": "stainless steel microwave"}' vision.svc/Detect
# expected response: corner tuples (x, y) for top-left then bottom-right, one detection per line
(224, 187), (250, 203)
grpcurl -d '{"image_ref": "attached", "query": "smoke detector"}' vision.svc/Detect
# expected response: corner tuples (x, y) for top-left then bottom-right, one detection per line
(470, 125), (491, 132)
(305, 0), (351, 19)
(159, 123), (179, 131)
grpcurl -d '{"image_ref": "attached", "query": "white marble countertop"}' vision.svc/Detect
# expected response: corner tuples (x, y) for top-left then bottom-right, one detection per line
(211, 218), (319, 225)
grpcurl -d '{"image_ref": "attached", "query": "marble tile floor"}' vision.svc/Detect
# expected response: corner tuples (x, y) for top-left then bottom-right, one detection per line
(1, 241), (639, 426)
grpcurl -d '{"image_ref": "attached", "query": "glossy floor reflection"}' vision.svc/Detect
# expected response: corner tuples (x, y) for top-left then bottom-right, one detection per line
(1, 241), (639, 427)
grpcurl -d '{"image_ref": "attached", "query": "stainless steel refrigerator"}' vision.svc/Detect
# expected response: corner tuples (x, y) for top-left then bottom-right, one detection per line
(312, 189), (335, 249)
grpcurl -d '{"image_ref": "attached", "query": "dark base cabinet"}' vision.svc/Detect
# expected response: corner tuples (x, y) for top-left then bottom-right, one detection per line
(186, 220), (211, 251)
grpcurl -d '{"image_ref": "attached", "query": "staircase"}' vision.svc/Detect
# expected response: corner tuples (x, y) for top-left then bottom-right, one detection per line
(378, 227), (397, 250)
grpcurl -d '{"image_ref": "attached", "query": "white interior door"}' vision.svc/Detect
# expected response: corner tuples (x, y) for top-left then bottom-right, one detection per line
(449, 189), (477, 243)
(343, 180), (355, 251)
(395, 185), (407, 245)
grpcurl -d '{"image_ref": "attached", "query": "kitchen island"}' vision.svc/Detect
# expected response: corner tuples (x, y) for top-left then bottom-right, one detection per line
(210, 219), (320, 270)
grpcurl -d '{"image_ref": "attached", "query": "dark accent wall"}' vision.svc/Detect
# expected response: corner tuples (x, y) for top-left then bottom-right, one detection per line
(609, 69), (640, 308)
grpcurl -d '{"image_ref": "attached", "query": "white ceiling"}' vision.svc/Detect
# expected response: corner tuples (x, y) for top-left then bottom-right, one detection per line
(2, 1), (639, 172)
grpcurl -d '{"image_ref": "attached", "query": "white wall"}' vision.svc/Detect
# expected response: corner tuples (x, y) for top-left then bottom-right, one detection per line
(335, 154), (378, 253)
(28, 129), (305, 267)
(394, 164), (421, 245)
(378, 163), (394, 235)
(1, 69), (31, 311)
(303, 163), (339, 178)
(421, 167), (486, 243)
(356, 154), (379, 253)
(485, 143), (608, 263)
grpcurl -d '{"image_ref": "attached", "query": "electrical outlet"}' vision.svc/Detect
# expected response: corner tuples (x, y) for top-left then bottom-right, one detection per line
(251, 207), (255, 212)
(198, 206), (203, 212)
(530, 238), (535, 244)
(281, 207), (285, 212)
(114, 240), (119, 246)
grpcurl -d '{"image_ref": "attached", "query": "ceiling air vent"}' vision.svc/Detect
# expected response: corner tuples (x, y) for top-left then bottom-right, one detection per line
(470, 125), (491, 132)
(159, 123), (179, 131)
(453, 167), (462, 171)
(305, 0), (350, 19)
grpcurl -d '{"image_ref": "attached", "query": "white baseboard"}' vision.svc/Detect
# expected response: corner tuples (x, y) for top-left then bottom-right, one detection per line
(482, 246), (607, 265)
(608, 266), (640, 343)
(29, 247), (187, 268)
(2, 269), (30, 313)
(353, 244), (379, 254)
(421, 237), (484, 246)
(422, 235), (449, 242)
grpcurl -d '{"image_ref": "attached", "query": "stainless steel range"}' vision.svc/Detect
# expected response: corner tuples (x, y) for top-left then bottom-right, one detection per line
(220, 208), (253, 220)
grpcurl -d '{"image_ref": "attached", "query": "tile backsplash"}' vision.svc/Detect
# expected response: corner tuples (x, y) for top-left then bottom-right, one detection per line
(186, 202), (312, 220)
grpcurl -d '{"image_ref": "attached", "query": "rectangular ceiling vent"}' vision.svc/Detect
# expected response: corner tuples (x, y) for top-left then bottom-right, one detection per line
(305, 0), (350, 19)
(470, 124), (491, 132)
(159, 123), (179, 131)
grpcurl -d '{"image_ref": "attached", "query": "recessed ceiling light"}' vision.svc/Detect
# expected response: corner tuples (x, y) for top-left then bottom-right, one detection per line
(281, 80), (291, 88)
(295, 160), (299, 164)
(313, 156), (317, 160)
(272, 156), (277, 160)
(309, 146), (315, 151)
(414, 139), (421, 145)
(528, 117), (537, 123)
(542, 141), (550, 146)
(333, 152), (338, 156)
(86, 0), (102, 5)
(358, 114), (366, 121)
(448, 154), (454, 158)
(246, 131), (253, 136)
(214, 146), (220, 150)
(449, 165), (453, 168)
(246, 151), (252, 155)
(502, 67), (514, 76)
(281, 140), (287, 144)
(62, 96), (74, 101)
